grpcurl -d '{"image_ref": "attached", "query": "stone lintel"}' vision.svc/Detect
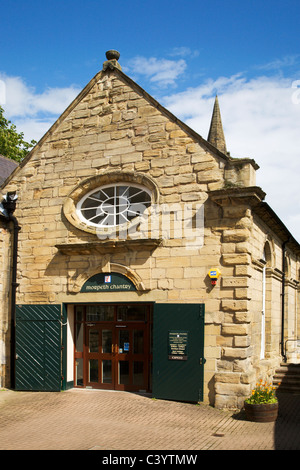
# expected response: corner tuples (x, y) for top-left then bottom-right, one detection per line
(56, 238), (163, 256)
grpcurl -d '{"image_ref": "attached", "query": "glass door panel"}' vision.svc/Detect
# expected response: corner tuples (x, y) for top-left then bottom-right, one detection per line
(102, 360), (112, 384)
(89, 330), (99, 352)
(86, 305), (114, 321)
(119, 361), (130, 385)
(89, 359), (98, 382)
(85, 325), (115, 389)
(118, 329), (130, 354)
(133, 329), (144, 354)
(115, 324), (148, 391)
(99, 326), (114, 388)
(102, 330), (112, 354)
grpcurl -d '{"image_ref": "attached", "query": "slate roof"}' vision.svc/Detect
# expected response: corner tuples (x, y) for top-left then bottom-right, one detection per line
(0, 155), (18, 185)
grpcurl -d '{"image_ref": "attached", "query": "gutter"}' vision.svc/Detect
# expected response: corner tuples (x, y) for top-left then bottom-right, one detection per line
(0, 192), (20, 388)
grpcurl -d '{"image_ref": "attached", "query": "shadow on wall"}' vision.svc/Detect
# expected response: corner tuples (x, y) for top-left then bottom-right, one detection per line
(207, 376), (215, 407)
(274, 365), (300, 450)
(231, 369), (300, 450)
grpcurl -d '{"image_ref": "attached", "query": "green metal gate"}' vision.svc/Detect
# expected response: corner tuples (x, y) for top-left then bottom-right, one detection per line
(152, 303), (205, 403)
(15, 304), (62, 391)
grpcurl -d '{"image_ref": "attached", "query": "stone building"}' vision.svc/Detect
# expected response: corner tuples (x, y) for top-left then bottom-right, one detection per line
(0, 51), (299, 409)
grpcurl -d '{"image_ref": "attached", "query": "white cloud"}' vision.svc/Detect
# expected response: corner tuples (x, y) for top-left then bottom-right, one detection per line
(162, 74), (300, 241)
(255, 54), (300, 71)
(0, 73), (81, 141)
(126, 56), (187, 87)
(11, 118), (55, 143)
(168, 47), (199, 59)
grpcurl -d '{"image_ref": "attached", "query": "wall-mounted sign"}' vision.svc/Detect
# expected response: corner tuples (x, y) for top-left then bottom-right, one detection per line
(81, 272), (136, 292)
(168, 331), (188, 360)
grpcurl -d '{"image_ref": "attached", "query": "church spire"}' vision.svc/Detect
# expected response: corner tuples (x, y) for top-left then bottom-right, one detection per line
(207, 95), (227, 154)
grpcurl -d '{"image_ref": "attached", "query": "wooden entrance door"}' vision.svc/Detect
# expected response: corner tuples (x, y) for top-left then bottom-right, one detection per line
(115, 323), (149, 391)
(85, 323), (114, 389)
(75, 304), (151, 392)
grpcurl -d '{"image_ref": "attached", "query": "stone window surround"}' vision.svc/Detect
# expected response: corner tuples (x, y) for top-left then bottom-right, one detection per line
(63, 170), (160, 236)
(76, 183), (152, 228)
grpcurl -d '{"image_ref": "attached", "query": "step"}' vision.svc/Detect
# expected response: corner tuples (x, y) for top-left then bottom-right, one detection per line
(274, 371), (300, 381)
(277, 363), (300, 370)
(274, 364), (300, 375)
(275, 384), (300, 394)
(272, 363), (300, 394)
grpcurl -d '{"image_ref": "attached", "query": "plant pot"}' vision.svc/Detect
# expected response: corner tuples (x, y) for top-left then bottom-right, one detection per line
(244, 401), (278, 422)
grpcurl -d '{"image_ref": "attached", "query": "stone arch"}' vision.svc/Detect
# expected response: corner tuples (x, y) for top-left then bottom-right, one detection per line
(263, 237), (275, 267)
(70, 262), (147, 293)
(284, 253), (291, 278)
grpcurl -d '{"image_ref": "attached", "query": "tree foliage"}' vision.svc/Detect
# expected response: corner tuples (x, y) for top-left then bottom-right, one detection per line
(0, 106), (36, 162)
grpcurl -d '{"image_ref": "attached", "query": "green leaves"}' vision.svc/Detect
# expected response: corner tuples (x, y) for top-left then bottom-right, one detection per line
(0, 106), (36, 162)
(245, 379), (279, 404)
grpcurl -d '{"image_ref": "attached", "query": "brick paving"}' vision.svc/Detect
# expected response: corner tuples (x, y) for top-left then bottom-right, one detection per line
(0, 388), (299, 450)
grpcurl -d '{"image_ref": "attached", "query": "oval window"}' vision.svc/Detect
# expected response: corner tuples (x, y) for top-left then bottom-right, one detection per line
(76, 183), (152, 228)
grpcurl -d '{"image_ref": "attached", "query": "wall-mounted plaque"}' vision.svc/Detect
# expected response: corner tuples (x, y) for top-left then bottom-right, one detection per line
(168, 331), (188, 360)
(81, 272), (136, 292)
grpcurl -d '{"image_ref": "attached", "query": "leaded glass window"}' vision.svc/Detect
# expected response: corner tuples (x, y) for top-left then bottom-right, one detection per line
(76, 183), (151, 228)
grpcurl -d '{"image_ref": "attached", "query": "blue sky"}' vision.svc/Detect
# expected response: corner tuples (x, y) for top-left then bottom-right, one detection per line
(2, 0), (299, 91)
(1, 0), (300, 241)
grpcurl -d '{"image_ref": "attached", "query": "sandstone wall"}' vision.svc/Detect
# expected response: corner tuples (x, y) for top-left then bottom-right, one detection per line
(0, 67), (298, 407)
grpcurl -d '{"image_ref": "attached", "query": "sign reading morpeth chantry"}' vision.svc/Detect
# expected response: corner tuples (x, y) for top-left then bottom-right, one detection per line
(81, 272), (136, 292)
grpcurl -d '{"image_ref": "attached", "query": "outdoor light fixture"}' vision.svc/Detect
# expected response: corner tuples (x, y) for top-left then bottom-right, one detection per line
(0, 191), (18, 218)
(0, 191), (20, 390)
(208, 268), (221, 286)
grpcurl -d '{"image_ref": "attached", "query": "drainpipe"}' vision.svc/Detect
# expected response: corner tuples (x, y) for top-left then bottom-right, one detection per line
(281, 239), (289, 363)
(0, 192), (20, 389)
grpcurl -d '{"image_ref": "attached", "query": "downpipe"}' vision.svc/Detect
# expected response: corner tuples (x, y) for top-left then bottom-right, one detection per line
(281, 240), (290, 363)
(0, 192), (20, 389)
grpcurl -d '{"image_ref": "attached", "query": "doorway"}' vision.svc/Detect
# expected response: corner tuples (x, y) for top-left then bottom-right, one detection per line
(74, 304), (152, 392)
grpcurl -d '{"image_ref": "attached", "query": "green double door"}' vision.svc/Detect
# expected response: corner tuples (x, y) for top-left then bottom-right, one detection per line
(14, 303), (205, 402)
